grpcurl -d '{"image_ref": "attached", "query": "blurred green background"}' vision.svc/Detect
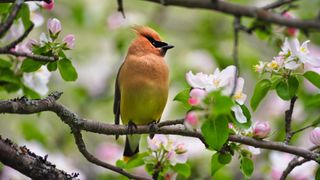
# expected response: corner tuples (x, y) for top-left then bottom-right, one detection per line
(1, 0), (320, 179)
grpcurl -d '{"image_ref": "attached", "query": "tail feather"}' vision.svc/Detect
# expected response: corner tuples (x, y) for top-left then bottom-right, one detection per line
(123, 134), (140, 162)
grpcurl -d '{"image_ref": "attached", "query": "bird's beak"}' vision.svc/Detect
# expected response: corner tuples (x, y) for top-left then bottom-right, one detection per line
(161, 44), (174, 50)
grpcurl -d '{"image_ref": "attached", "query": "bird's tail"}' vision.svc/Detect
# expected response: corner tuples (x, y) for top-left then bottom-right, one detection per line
(123, 134), (140, 162)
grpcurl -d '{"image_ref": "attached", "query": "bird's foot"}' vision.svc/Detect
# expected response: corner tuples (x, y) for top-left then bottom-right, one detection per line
(127, 120), (138, 135)
(148, 120), (158, 139)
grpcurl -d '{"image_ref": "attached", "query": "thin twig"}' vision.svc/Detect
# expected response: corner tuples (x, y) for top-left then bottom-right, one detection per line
(71, 128), (150, 180)
(158, 119), (184, 128)
(262, 0), (295, 10)
(280, 146), (319, 180)
(0, 0), (51, 3)
(0, 50), (58, 62)
(117, 0), (126, 18)
(0, 0), (24, 37)
(142, 0), (320, 30)
(284, 96), (297, 144)
(231, 16), (240, 96)
(0, 24), (34, 51)
(291, 117), (320, 135)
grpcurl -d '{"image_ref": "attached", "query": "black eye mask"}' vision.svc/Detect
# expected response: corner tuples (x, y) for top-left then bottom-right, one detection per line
(145, 36), (168, 48)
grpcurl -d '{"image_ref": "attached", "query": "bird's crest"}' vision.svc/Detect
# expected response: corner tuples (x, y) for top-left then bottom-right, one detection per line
(131, 26), (161, 41)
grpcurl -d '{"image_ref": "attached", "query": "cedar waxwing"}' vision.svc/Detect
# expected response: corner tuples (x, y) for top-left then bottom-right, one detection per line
(113, 26), (174, 161)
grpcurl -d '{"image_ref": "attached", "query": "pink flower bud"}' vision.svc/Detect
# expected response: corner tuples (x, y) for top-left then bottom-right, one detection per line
(26, 39), (38, 50)
(228, 123), (234, 129)
(188, 97), (200, 106)
(189, 88), (207, 98)
(185, 111), (199, 130)
(42, 0), (54, 10)
(253, 121), (271, 139)
(282, 12), (298, 37)
(309, 127), (320, 146)
(47, 18), (61, 34)
(175, 143), (187, 154)
(63, 34), (75, 49)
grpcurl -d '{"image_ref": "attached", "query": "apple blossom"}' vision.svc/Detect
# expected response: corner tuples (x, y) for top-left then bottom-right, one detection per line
(309, 127), (320, 146)
(42, 0), (54, 10)
(184, 111), (200, 130)
(231, 105), (247, 123)
(185, 65), (247, 124)
(253, 61), (266, 73)
(253, 121), (271, 139)
(63, 34), (76, 49)
(188, 88), (206, 106)
(185, 71), (214, 91)
(147, 134), (168, 151)
(47, 18), (61, 34)
(23, 66), (51, 96)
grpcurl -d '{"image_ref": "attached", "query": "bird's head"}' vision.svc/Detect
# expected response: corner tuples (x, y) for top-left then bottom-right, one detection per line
(128, 26), (174, 57)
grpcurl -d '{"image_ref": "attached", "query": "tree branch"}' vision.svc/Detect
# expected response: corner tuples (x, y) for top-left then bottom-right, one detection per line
(0, 93), (319, 163)
(71, 128), (151, 180)
(0, 136), (79, 180)
(0, 0), (51, 3)
(116, 0), (126, 18)
(141, 0), (320, 30)
(262, 0), (295, 10)
(0, 0), (24, 37)
(284, 96), (297, 144)
(0, 50), (58, 62)
(0, 24), (34, 51)
(231, 16), (240, 96)
(280, 146), (319, 180)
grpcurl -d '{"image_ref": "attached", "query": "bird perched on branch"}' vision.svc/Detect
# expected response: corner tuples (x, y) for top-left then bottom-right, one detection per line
(113, 26), (174, 162)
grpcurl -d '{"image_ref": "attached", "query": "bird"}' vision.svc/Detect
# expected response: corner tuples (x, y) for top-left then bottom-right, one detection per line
(113, 26), (174, 162)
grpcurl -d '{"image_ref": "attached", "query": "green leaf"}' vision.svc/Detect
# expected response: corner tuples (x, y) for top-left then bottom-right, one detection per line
(304, 71), (320, 89)
(0, 68), (20, 84)
(47, 61), (58, 71)
(21, 121), (47, 146)
(315, 166), (320, 180)
(275, 76), (299, 100)
(0, 58), (12, 68)
(116, 152), (148, 169)
(0, 4), (10, 14)
(211, 91), (234, 115)
(240, 157), (254, 178)
(23, 85), (41, 99)
(58, 58), (78, 81)
(201, 115), (229, 150)
(173, 88), (191, 109)
(172, 163), (191, 178)
(21, 58), (43, 72)
(211, 153), (225, 176)
(250, 79), (271, 111)
(218, 153), (232, 165)
(18, 4), (32, 28)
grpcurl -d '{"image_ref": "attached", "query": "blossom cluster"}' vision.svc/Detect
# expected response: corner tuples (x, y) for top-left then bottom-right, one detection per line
(254, 38), (320, 74)
(145, 135), (187, 178)
(184, 65), (248, 129)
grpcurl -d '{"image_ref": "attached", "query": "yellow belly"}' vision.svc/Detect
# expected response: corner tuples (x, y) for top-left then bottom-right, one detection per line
(120, 82), (168, 125)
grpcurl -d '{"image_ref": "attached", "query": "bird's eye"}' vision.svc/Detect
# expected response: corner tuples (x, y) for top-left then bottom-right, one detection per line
(145, 36), (168, 48)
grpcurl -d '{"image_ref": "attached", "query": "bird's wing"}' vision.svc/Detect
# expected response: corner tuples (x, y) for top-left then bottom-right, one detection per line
(113, 65), (122, 126)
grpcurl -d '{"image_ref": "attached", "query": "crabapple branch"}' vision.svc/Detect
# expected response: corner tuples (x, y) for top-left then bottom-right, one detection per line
(0, 93), (319, 163)
(141, 0), (320, 30)
(280, 146), (319, 179)
(284, 96), (297, 144)
(71, 128), (151, 180)
(0, 0), (23, 37)
(0, 136), (79, 180)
